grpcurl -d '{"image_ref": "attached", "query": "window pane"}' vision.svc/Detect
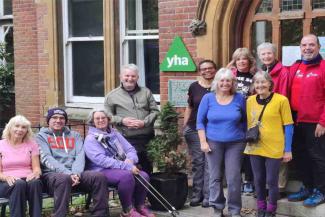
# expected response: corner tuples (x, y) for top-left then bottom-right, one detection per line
(256, 0), (273, 13)
(313, 0), (325, 9)
(281, 0), (302, 11)
(144, 40), (159, 94)
(72, 41), (104, 97)
(251, 21), (272, 62)
(281, 19), (303, 46)
(127, 39), (160, 94)
(3, 0), (12, 15)
(126, 0), (158, 30)
(4, 26), (13, 62)
(68, 0), (103, 37)
(312, 17), (325, 36)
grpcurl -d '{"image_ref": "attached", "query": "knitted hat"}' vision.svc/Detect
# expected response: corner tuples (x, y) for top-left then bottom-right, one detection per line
(46, 108), (68, 124)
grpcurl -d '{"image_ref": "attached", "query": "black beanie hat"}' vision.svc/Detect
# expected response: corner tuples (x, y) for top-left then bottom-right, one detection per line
(46, 108), (68, 124)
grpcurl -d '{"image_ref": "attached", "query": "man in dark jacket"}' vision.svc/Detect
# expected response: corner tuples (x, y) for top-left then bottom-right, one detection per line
(36, 108), (109, 217)
(287, 34), (325, 207)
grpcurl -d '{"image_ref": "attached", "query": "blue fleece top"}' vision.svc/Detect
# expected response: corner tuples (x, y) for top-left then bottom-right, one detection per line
(197, 92), (246, 142)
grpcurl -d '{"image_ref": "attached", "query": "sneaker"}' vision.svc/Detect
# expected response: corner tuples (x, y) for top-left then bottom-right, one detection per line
(264, 211), (275, 217)
(189, 198), (202, 207)
(256, 209), (265, 217)
(288, 187), (311, 202)
(120, 208), (145, 217)
(242, 182), (254, 195)
(136, 206), (156, 217)
(303, 189), (325, 207)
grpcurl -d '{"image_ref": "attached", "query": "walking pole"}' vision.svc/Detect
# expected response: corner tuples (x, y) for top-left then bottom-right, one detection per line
(134, 174), (179, 217)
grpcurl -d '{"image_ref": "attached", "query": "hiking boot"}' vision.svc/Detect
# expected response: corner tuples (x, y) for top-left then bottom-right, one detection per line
(242, 182), (254, 195)
(303, 189), (325, 207)
(136, 206), (156, 217)
(288, 186), (311, 202)
(256, 209), (265, 217)
(120, 208), (145, 217)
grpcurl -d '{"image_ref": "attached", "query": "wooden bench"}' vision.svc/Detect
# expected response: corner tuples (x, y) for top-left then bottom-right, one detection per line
(0, 187), (116, 217)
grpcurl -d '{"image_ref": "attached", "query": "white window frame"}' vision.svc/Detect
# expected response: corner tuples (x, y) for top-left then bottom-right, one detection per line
(0, 0), (13, 20)
(119, 0), (160, 102)
(62, 0), (105, 106)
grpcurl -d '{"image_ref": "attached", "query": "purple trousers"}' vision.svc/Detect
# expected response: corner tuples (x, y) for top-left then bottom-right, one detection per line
(101, 169), (149, 211)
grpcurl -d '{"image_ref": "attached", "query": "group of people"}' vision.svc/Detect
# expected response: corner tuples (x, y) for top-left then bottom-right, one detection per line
(1, 33), (325, 217)
(184, 34), (325, 217)
(0, 64), (159, 217)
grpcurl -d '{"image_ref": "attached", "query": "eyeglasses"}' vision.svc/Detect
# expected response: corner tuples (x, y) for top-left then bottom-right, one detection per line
(200, 67), (215, 71)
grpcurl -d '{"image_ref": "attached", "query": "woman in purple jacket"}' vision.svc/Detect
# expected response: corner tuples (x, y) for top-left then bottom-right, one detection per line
(84, 108), (155, 217)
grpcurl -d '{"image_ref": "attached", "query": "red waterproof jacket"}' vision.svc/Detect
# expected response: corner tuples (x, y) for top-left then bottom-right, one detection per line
(269, 62), (289, 97)
(288, 59), (325, 126)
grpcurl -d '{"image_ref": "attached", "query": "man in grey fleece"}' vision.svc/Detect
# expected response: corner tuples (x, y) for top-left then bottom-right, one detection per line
(36, 108), (108, 217)
(105, 64), (159, 175)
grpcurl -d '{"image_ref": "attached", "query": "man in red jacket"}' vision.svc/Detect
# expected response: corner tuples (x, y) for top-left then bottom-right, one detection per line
(287, 34), (325, 207)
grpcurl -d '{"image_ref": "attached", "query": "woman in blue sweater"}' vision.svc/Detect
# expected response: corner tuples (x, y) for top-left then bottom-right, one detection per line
(197, 68), (246, 217)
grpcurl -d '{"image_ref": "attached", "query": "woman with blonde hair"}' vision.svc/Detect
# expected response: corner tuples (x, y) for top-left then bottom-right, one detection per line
(228, 47), (258, 195)
(0, 115), (42, 217)
(197, 68), (246, 217)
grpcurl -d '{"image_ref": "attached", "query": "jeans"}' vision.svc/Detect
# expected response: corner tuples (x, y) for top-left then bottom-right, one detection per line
(206, 139), (245, 215)
(184, 126), (209, 202)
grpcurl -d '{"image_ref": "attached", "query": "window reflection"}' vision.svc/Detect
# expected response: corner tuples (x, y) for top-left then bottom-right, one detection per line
(256, 0), (273, 13)
(281, 19), (302, 46)
(312, 17), (325, 36)
(313, 0), (325, 9)
(251, 21), (272, 66)
(281, 0), (302, 11)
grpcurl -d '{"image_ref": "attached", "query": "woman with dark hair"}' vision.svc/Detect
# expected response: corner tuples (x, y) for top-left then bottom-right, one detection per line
(84, 108), (155, 217)
(245, 71), (293, 217)
(0, 115), (42, 217)
(183, 59), (217, 207)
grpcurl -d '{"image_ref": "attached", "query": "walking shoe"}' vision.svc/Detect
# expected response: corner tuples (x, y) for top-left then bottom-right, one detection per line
(213, 208), (223, 217)
(242, 182), (254, 195)
(120, 208), (145, 217)
(136, 206), (156, 217)
(264, 211), (275, 217)
(303, 189), (325, 207)
(201, 199), (210, 208)
(189, 198), (202, 207)
(256, 209), (265, 217)
(287, 186), (311, 202)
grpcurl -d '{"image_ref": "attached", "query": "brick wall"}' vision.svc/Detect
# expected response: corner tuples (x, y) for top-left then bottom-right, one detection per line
(13, 0), (40, 124)
(13, 1), (51, 125)
(159, 0), (200, 105)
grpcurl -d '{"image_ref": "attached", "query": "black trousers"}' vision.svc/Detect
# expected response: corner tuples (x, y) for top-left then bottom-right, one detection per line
(0, 179), (42, 217)
(42, 171), (109, 217)
(126, 133), (154, 175)
(292, 123), (325, 193)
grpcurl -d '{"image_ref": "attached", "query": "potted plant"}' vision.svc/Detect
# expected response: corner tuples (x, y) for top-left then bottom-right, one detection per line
(147, 102), (188, 210)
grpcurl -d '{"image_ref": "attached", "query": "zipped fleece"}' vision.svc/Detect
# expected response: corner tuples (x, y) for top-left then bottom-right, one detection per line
(288, 59), (325, 126)
(84, 126), (138, 171)
(104, 85), (159, 138)
(36, 127), (85, 175)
